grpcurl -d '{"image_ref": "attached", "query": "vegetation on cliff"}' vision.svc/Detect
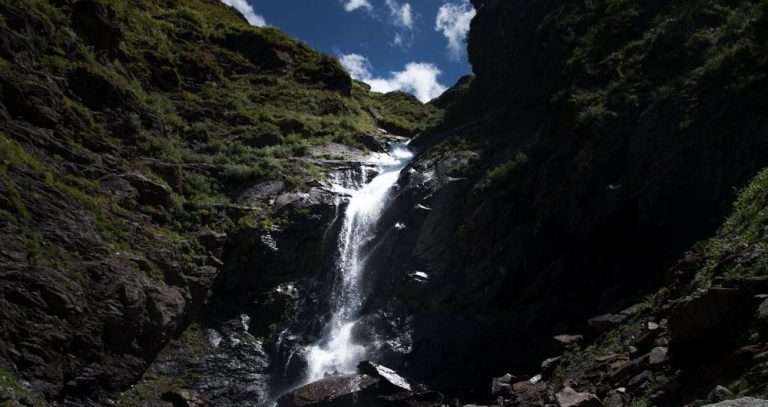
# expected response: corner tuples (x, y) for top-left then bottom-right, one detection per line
(0, 0), (440, 403)
(386, 0), (768, 400)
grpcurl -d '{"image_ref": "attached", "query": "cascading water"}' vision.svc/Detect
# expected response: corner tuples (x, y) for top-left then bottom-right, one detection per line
(304, 142), (414, 382)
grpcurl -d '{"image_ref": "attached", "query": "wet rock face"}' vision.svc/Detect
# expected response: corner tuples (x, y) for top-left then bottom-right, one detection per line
(204, 185), (341, 326)
(136, 319), (272, 407)
(276, 374), (380, 407)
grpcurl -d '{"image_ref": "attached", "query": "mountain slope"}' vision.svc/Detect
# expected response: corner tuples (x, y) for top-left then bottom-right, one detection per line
(0, 0), (439, 404)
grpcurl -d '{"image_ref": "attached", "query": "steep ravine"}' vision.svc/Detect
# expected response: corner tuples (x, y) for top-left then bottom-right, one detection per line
(2, 0), (768, 406)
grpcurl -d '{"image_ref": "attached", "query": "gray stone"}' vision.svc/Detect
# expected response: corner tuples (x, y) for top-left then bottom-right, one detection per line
(276, 374), (380, 407)
(703, 397), (768, 407)
(491, 373), (515, 395)
(707, 385), (734, 402)
(555, 387), (601, 407)
(627, 370), (652, 389)
(604, 391), (628, 407)
(649, 347), (669, 365)
(123, 172), (172, 206)
(357, 361), (411, 392)
(553, 335), (584, 349)
(541, 357), (561, 378)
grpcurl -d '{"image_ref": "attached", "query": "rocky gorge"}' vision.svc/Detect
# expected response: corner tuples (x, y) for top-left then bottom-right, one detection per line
(1, 0), (768, 406)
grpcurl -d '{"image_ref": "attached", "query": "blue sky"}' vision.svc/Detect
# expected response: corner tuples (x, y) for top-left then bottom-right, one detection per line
(219, 0), (476, 102)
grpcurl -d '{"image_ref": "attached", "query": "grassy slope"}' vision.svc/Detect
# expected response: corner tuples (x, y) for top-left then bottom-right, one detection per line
(552, 168), (768, 404)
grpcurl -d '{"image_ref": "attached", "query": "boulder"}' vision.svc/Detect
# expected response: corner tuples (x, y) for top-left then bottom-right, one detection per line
(553, 335), (584, 350)
(627, 370), (652, 389)
(703, 398), (768, 407)
(555, 387), (601, 407)
(490, 373), (515, 395)
(648, 347), (668, 365)
(123, 172), (172, 207)
(357, 133), (386, 152)
(276, 374), (380, 407)
(197, 230), (228, 257)
(604, 390), (629, 407)
(100, 174), (139, 200)
(668, 288), (753, 363)
(608, 358), (643, 385)
(541, 357), (561, 378)
(357, 361), (411, 392)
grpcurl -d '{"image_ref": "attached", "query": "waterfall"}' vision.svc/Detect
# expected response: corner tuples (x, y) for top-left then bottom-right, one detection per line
(304, 142), (414, 382)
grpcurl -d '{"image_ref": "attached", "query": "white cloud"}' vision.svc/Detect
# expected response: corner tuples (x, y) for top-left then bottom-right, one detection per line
(338, 54), (374, 81)
(384, 0), (415, 48)
(435, 0), (476, 60)
(220, 0), (266, 27)
(339, 53), (447, 103)
(385, 0), (413, 28)
(342, 0), (373, 12)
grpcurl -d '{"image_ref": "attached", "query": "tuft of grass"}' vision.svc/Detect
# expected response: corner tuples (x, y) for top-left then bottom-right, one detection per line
(479, 151), (529, 190)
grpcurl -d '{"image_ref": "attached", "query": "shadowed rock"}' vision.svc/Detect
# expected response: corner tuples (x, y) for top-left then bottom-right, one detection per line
(357, 361), (412, 392)
(703, 398), (768, 407)
(276, 374), (380, 407)
(556, 387), (602, 407)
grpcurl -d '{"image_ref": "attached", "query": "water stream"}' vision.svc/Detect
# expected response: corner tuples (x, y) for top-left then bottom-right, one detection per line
(304, 142), (414, 382)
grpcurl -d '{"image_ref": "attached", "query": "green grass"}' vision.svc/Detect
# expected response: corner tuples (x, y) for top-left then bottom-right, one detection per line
(357, 88), (443, 136)
(0, 365), (45, 407)
(694, 167), (768, 285)
(553, 317), (645, 388)
(0, 134), (43, 173)
(479, 151), (529, 190)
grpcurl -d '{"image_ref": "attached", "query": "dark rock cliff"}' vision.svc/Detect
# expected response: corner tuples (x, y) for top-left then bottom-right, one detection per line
(350, 0), (768, 399)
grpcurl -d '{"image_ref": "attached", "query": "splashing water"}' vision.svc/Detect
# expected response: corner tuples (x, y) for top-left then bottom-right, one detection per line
(305, 143), (414, 382)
